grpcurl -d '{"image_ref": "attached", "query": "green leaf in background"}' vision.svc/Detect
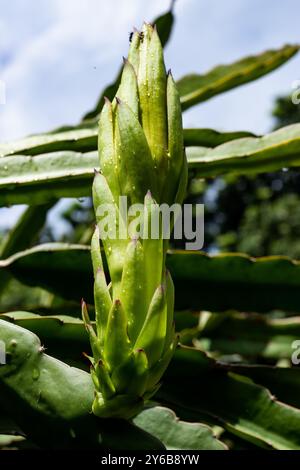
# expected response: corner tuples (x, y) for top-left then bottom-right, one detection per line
(194, 312), (300, 360)
(0, 311), (90, 362)
(4, 244), (300, 313)
(0, 128), (98, 157)
(0, 151), (97, 205)
(0, 203), (54, 259)
(0, 244), (92, 306)
(2, 123), (300, 205)
(133, 406), (227, 450)
(0, 202), (54, 301)
(184, 128), (257, 147)
(159, 347), (300, 450)
(178, 44), (299, 110)
(228, 364), (300, 411)
(2, 313), (300, 449)
(168, 249), (300, 313)
(0, 127), (253, 159)
(187, 123), (300, 178)
(0, 320), (164, 450)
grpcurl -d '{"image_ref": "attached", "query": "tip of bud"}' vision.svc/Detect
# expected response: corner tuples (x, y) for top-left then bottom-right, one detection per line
(82, 351), (90, 360)
(94, 168), (100, 175)
(142, 21), (153, 37)
(158, 284), (166, 295)
(103, 96), (111, 105)
(167, 69), (172, 77)
(81, 298), (86, 307)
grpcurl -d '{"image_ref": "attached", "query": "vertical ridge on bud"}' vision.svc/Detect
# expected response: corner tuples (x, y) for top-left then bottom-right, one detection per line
(115, 99), (158, 204)
(138, 24), (168, 184)
(134, 282), (167, 367)
(98, 99), (119, 203)
(119, 238), (146, 343)
(81, 300), (101, 361)
(114, 59), (139, 119)
(94, 360), (116, 399)
(104, 299), (131, 370)
(142, 192), (164, 307)
(128, 30), (141, 72)
(163, 71), (184, 204)
(94, 268), (111, 345)
(90, 225), (103, 276)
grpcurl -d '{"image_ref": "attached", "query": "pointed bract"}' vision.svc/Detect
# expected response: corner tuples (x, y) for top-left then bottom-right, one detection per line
(103, 299), (131, 370)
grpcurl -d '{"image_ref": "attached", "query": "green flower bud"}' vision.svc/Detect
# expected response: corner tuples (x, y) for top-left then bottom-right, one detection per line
(99, 23), (186, 205)
(82, 23), (187, 419)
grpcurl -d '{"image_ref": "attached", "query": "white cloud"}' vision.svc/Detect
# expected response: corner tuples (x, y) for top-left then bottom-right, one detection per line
(1, 0), (300, 142)
(0, 0), (170, 141)
(168, 0), (300, 133)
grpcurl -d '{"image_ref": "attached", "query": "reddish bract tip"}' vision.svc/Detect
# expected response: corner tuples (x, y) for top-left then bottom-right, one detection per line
(103, 96), (111, 105)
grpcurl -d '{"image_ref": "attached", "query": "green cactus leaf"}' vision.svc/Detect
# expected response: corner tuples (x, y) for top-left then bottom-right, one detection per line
(3, 123), (300, 205)
(0, 320), (164, 449)
(134, 406), (227, 450)
(159, 346), (300, 450)
(178, 44), (299, 111)
(7, 244), (300, 314)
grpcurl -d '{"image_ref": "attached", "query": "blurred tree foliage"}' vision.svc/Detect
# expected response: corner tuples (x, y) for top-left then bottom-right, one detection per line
(207, 94), (300, 258)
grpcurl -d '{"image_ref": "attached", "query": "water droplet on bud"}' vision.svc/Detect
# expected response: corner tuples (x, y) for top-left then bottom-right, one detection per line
(32, 369), (40, 380)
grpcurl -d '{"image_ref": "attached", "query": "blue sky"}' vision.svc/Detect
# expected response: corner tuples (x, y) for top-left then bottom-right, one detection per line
(1, 0), (300, 230)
